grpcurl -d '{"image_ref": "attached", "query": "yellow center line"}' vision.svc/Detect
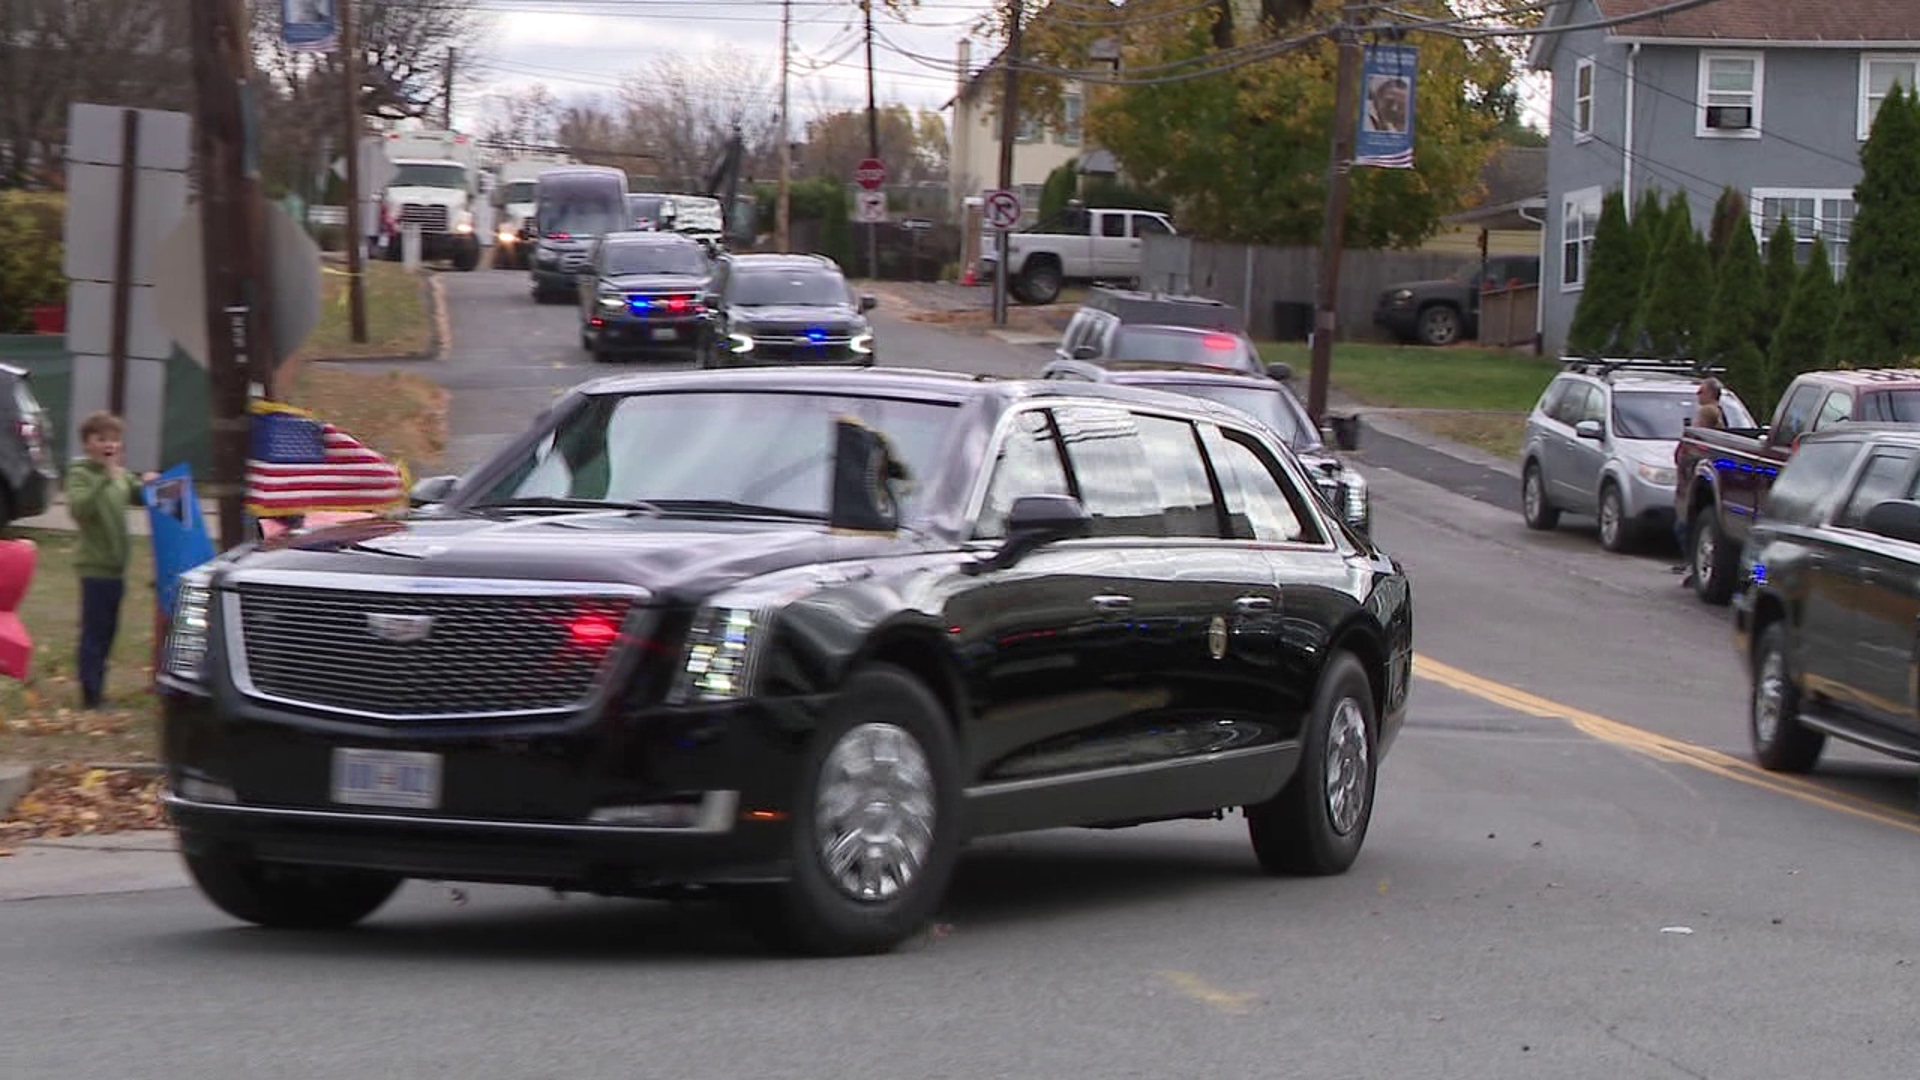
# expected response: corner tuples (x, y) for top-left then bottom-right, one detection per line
(1413, 653), (1920, 839)
(1155, 970), (1260, 1015)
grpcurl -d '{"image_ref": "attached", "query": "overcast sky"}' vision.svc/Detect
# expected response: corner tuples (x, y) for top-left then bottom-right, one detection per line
(454, 0), (1549, 136)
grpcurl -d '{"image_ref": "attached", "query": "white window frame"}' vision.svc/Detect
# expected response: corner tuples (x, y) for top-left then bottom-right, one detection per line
(1560, 186), (1602, 293)
(1573, 57), (1595, 142)
(1696, 50), (1764, 139)
(1858, 54), (1920, 139)
(1750, 187), (1856, 278)
(1058, 93), (1083, 146)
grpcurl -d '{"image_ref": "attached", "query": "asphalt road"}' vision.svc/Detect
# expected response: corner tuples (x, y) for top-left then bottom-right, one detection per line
(6, 268), (1919, 1079)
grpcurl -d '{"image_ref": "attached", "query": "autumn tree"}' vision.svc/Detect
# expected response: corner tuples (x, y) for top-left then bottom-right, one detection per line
(1771, 236), (1839, 384)
(481, 84), (562, 149)
(800, 106), (948, 186)
(1832, 83), (1920, 366)
(1566, 191), (1639, 356)
(618, 48), (782, 190)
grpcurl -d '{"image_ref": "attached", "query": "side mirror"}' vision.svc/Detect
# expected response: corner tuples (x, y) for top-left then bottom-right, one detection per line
(860, 294), (878, 313)
(971, 494), (1091, 575)
(828, 416), (906, 534)
(410, 474), (458, 507)
(1266, 362), (1294, 382)
(1574, 419), (1604, 440)
(1071, 344), (1101, 361)
(1325, 413), (1362, 452)
(1863, 500), (1920, 545)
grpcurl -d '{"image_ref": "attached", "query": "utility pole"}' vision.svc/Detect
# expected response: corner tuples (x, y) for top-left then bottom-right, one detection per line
(342, 0), (368, 344)
(443, 48), (456, 129)
(992, 0), (1022, 328)
(863, 0), (880, 281)
(1307, 2), (1363, 425)
(776, 0), (792, 253)
(188, 0), (255, 550)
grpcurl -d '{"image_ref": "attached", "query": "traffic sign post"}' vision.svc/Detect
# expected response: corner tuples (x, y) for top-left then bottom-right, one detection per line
(983, 189), (1022, 326)
(854, 190), (887, 224)
(854, 158), (886, 279)
(854, 158), (887, 191)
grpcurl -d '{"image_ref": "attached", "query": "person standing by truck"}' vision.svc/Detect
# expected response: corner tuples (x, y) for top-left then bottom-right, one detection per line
(1676, 379), (1728, 582)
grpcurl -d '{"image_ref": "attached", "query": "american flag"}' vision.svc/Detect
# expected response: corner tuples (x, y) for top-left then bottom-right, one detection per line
(1355, 150), (1415, 169)
(245, 400), (409, 518)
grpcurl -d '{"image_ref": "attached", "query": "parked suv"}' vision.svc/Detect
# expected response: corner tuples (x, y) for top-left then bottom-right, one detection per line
(1374, 255), (1540, 347)
(1521, 359), (1755, 553)
(699, 253), (876, 367)
(1056, 288), (1277, 377)
(0, 364), (56, 527)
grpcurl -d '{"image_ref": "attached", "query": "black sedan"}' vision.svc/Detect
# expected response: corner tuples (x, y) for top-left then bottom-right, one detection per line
(159, 367), (1412, 956)
(578, 231), (713, 361)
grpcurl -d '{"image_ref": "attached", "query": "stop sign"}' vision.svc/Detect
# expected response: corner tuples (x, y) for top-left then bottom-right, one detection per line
(854, 157), (887, 191)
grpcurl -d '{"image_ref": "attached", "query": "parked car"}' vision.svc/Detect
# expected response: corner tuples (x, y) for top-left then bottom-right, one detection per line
(981, 206), (1177, 305)
(0, 363), (57, 527)
(529, 165), (630, 304)
(1040, 358), (1371, 537)
(1676, 367), (1920, 604)
(1522, 358), (1755, 553)
(1055, 288), (1273, 375)
(577, 231), (713, 362)
(1736, 425), (1920, 773)
(1374, 255), (1540, 347)
(159, 366), (1412, 956)
(698, 253), (876, 367)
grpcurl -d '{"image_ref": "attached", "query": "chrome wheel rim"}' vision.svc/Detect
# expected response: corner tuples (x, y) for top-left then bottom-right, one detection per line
(1324, 698), (1371, 837)
(1755, 648), (1787, 746)
(814, 723), (937, 903)
(1695, 527), (1717, 587)
(1600, 490), (1621, 546)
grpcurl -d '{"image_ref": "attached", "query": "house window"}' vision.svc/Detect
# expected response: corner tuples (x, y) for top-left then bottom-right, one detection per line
(1752, 188), (1855, 277)
(1059, 94), (1083, 146)
(1860, 55), (1920, 138)
(1574, 58), (1594, 140)
(1697, 51), (1763, 138)
(1017, 114), (1041, 143)
(1561, 187), (1602, 291)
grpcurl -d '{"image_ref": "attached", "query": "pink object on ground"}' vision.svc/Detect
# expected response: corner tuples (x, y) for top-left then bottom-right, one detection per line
(0, 538), (37, 681)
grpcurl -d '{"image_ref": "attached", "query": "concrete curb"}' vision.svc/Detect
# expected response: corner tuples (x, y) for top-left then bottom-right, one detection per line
(0, 761), (34, 820)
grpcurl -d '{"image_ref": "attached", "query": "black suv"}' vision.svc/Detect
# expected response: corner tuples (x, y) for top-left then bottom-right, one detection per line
(160, 366), (1412, 956)
(0, 364), (56, 527)
(1737, 426), (1920, 773)
(578, 231), (714, 361)
(699, 254), (876, 367)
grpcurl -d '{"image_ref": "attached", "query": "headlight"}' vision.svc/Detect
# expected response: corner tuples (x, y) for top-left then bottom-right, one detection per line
(671, 607), (764, 702)
(850, 332), (874, 355)
(1636, 462), (1677, 486)
(536, 249), (558, 265)
(455, 222), (474, 234)
(727, 332), (754, 354)
(1390, 289), (1414, 303)
(165, 577), (213, 680)
(1342, 471), (1369, 525)
(598, 294), (625, 310)
(496, 229), (516, 244)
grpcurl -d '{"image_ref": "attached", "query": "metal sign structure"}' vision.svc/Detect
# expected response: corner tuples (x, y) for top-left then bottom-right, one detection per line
(854, 157), (887, 191)
(984, 189), (1022, 231)
(854, 191), (888, 224)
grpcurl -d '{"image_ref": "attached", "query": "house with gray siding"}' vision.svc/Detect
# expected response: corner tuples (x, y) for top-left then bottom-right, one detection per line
(1530, 0), (1920, 353)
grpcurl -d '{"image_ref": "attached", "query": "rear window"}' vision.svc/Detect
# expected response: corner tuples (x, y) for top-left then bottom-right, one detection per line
(1861, 389), (1920, 423)
(1109, 328), (1260, 373)
(539, 178), (627, 236)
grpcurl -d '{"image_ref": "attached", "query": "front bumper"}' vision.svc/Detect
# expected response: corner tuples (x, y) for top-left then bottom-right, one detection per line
(1621, 471), (1681, 525)
(1373, 305), (1417, 339)
(589, 313), (707, 351)
(161, 680), (818, 891)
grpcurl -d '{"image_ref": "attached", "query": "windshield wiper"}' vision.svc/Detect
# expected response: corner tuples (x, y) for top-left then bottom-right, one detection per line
(646, 499), (828, 522)
(474, 496), (662, 516)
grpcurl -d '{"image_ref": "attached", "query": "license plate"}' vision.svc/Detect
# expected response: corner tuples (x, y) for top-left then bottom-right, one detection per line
(650, 327), (678, 342)
(330, 748), (442, 809)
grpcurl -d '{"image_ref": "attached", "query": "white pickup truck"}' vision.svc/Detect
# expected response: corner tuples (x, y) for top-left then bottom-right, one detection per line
(980, 206), (1177, 305)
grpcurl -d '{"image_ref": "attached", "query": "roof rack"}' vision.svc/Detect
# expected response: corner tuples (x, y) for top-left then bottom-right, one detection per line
(1558, 356), (1725, 379)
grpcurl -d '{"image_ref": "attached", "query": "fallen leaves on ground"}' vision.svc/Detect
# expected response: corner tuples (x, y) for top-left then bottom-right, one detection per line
(0, 764), (167, 841)
(3, 701), (147, 739)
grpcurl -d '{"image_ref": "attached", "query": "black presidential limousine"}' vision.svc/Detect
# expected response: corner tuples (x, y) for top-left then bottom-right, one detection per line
(160, 366), (1413, 956)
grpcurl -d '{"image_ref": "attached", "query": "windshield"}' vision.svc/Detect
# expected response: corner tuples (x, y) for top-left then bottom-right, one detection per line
(539, 188), (626, 237)
(1147, 382), (1319, 452)
(604, 243), (709, 277)
(730, 270), (850, 308)
(391, 163), (468, 189)
(1110, 328), (1261, 374)
(667, 196), (725, 232)
(628, 194), (669, 224)
(475, 391), (958, 519)
(1613, 389), (1756, 439)
(500, 181), (536, 204)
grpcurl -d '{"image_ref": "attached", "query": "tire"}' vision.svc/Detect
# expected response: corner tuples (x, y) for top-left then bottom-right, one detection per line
(1690, 511), (1739, 605)
(1016, 262), (1062, 305)
(453, 246), (479, 272)
(1417, 304), (1463, 347)
(0, 484), (15, 529)
(1247, 652), (1377, 876)
(1750, 623), (1825, 773)
(1597, 481), (1636, 553)
(741, 664), (961, 957)
(182, 845), (400, 930)
(1522, 461), (1560, 530)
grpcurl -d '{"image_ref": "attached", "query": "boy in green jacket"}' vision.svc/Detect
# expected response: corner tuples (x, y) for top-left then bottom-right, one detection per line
(66, 412), (155, 709)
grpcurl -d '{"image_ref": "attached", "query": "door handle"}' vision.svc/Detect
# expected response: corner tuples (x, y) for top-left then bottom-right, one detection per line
(1090, 594), (1134, 613)
(1234, 595), (1276, 614)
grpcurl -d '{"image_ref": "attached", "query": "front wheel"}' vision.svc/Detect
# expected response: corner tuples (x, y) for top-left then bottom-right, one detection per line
(742, 664), (961, 956)
(1522, 462), (1560, 530)
(1597, 482), (1636, 553)
(1247, 652), (1376, 876)
(182, 845), (400, 929)
(1417, 305), (1463, 347)
(1750, 624), (1825, 772)
(1015, 262), (1062, 305)
(1691, 512), (1739, 605)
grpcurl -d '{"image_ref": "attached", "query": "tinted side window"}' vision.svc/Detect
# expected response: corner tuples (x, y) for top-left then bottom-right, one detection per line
(1550, 383), (1591, 426)
(1813, 390), (1854, 432)
(1770, 384), (1823, 443)
(1536, 378), (1569, 419)
(1133, 214), (1172, 237)
(1134, 414), (1220, 539)
(1101, 214), (1127, 238)
(1054, 405), (1165, 537)
(1201, 425), (1319, 544)
(1838, 450), (1917, 529)
(1764, 440), (1862, 526)
(976, 409), (1071, 540)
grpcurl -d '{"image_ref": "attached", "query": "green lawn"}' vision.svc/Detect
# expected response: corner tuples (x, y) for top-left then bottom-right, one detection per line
(1260, 341), (1559, 412)
(299, 259), (433, 362)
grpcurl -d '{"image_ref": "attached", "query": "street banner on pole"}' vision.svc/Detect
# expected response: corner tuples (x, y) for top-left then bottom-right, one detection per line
(282, 0), (340, 53)
(1355, 44), (1417, 169)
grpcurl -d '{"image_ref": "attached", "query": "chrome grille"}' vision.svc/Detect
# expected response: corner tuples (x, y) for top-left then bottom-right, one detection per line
(232, 583), (637, 719)
(399, 203), (450, 232)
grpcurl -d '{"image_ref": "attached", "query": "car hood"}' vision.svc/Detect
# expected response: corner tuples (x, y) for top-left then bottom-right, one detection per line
(219, 513), (917, 605)
(602, 273), (708, 293)
(1617, 438), (1680, 467)
(731, 304), (862, 328)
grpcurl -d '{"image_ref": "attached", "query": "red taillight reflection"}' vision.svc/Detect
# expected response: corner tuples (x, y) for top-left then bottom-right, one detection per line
(568, 615), (621, 647)
(666, 296), (689, 312)
(546, 231), (571, 241)
(1202, 334), (1237, 351)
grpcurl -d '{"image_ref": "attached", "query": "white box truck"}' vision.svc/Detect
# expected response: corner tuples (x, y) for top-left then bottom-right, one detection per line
(490, 152), (573, 268)
(379, 128), (483, 270)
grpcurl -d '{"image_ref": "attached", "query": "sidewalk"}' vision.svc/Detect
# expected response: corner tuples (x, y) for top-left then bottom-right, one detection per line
(13, 495), (224, 536)
(0, 830), (185, 901)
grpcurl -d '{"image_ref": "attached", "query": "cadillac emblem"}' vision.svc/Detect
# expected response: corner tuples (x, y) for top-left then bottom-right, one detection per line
(1207, 615), (1228, 660)
(366, 612), (434, 644)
